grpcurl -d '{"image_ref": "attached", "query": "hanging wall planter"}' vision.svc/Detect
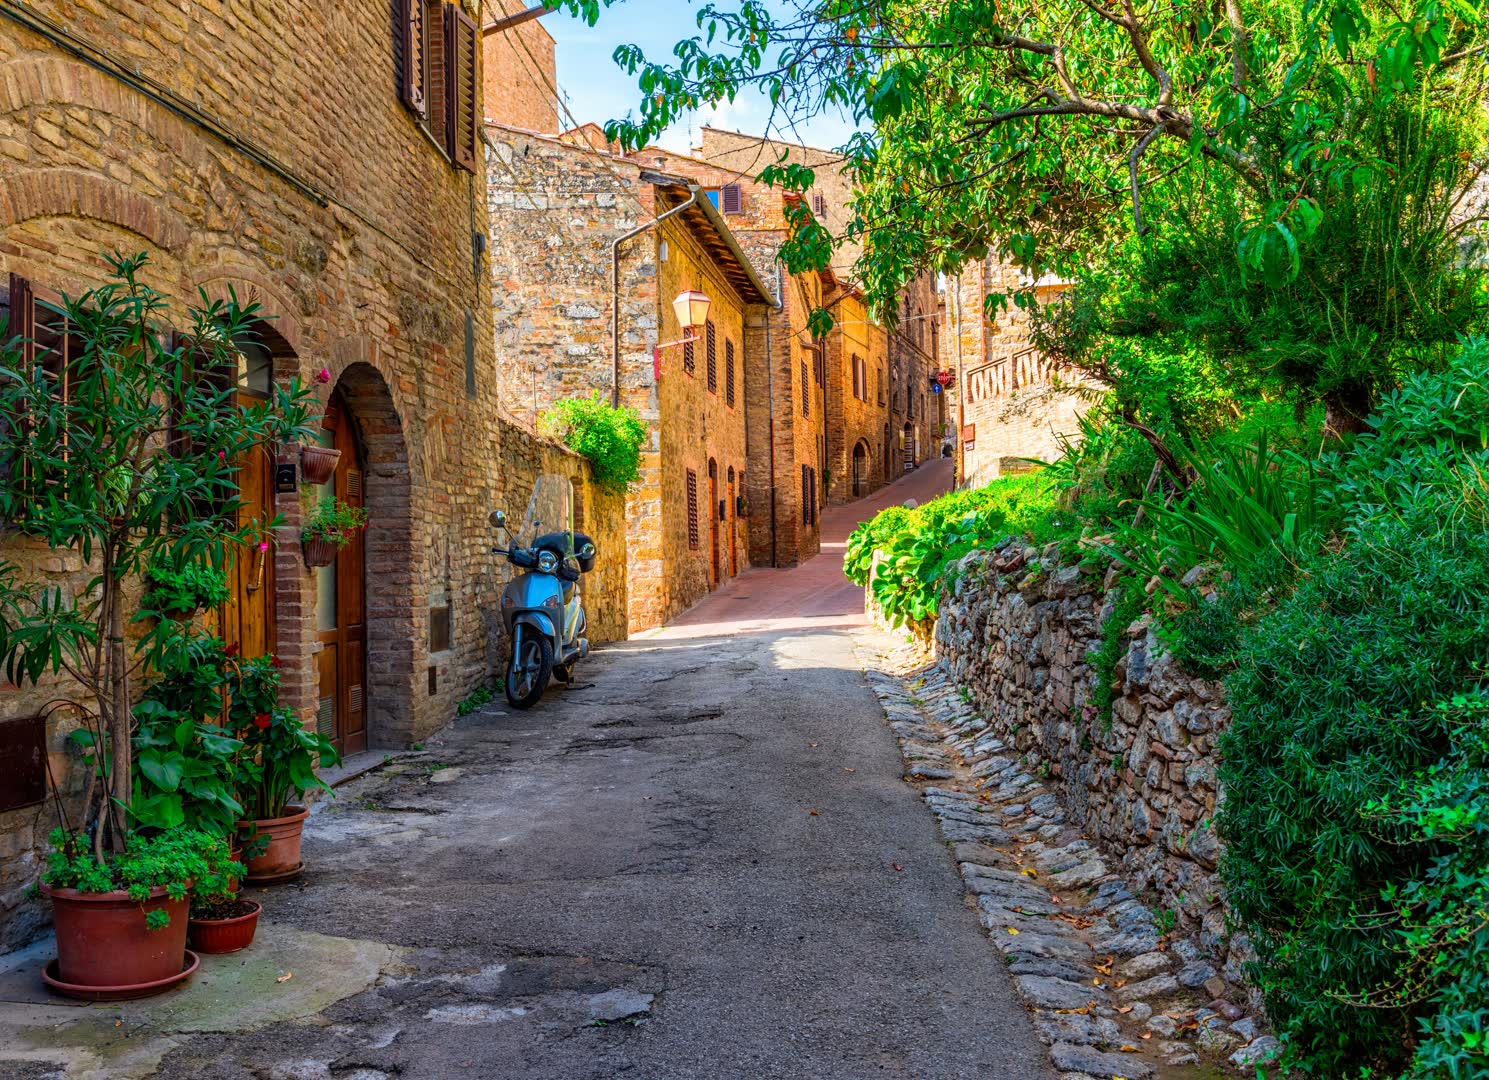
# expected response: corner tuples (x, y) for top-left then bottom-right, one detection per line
(299, 445), (341, 486)
(302, 536), (339, 568)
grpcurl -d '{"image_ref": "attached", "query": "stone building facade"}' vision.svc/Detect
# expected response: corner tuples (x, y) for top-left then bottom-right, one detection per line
(0, 0), (626, 950)
(485, 126), (773, 630)
(942, 259), (1086, 488)
(823, 280), (894, 504)
(890, 270), (946, 477)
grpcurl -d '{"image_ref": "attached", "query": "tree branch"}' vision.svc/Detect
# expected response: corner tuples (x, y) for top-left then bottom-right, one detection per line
(1118, 0), (1173, 105)
(1129, 123), (1166, 234)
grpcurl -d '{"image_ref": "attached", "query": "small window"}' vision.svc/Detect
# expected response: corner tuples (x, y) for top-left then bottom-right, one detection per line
(686, 469), (700, 549)
(812, 193), (827, 217)
(704, 189), (722, 210)
(721, 183), (743, 215)
(706, 321), (717, 394)
(725, 339), (736, 408)
(241, 340), (273, 396)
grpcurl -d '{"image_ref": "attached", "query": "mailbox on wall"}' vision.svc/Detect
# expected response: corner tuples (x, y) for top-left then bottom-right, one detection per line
(0, 714), (47, 813)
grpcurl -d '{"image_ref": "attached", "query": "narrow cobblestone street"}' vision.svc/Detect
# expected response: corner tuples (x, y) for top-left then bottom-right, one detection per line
(0, 458), (1061, 1080)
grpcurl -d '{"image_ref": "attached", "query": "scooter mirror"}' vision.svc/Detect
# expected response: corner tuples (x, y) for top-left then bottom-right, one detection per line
(580, 542), (597, 559)
(489, 510), (506, 530)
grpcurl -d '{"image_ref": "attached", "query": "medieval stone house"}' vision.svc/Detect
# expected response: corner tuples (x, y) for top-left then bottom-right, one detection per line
(0, 0), (626, 950)
(485, 126), (774, 631)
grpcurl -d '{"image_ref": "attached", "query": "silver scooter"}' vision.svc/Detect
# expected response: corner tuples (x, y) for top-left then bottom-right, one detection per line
(490, 474), (597, 709)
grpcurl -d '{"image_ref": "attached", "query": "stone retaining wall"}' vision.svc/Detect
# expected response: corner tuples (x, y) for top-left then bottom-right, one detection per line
(881, 538), (1254, 996)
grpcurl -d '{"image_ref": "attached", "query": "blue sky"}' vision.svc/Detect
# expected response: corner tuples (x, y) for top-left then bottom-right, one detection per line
(540, 2), (858, 154)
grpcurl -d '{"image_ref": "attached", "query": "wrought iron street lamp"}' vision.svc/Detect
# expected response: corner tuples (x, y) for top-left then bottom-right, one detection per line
(653, 290), (712, 381)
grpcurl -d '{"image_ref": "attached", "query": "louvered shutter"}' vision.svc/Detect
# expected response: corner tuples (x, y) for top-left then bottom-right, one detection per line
(3, 275), (79, 515)
(812, 193), (827, 217)
(725, 339), (735, 407)
(705, 321), (717, 393)
(426, 0), (447, 154)
(445, 3), (479, 172)
(686, 469), (700, 548)
(721, 183), (742, 214)
(400, 0), (429, 120)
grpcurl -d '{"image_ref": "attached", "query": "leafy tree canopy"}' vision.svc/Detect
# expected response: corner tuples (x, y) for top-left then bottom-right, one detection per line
(554, 0), (1489, 428)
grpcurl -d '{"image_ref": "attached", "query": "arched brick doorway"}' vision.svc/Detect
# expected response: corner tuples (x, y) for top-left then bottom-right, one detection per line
(852, 440), (870, 498)
(323, 362), (414, 750)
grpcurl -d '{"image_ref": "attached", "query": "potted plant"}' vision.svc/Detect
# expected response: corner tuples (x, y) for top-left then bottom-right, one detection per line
(142, 551), (232, 620)
(186, 845), (261, 954)
(230, 655), (340, 882)
(299, 442), (341, 485)
(301, 497), (367, 568)
(0, 254), (317, 996)
(39, 828), (241, 999)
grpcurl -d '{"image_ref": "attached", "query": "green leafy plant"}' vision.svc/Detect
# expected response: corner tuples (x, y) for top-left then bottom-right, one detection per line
(228, 655), (340, 821)
(847, 471), (1062, 626)
(42, 827), (241, 930)
(0, 251), (318, 862)
(300, 497), (368, 547)
(142, 550), (232, 617)
(457, 684), (493, 716)
(541, 392), (647, 494)
(128, 627), (245, 836)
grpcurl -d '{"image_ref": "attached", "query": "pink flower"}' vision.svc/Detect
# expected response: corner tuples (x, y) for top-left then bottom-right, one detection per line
(316, 368), (332, 384)
(218, 450), (227, 461)
(258, 540), (270, 552)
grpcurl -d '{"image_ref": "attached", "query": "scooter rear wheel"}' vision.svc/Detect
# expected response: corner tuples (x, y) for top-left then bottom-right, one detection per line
(506, 629), (553, 710)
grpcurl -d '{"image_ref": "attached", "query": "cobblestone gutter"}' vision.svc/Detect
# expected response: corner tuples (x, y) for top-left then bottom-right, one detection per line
(857, 638), (1281, 1078)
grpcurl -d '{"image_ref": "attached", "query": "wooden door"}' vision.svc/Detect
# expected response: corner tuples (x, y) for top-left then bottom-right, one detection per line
(314, 392), (368, 756)
(707, 459), (719, 588)
(217, 355), (276, 659)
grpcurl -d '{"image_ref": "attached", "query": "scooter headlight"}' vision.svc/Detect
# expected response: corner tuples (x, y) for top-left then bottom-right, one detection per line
(536, 549), (559, 574)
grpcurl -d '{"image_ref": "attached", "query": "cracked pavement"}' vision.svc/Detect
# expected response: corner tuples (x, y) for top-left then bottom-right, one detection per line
(1, 459), (1054, 1080)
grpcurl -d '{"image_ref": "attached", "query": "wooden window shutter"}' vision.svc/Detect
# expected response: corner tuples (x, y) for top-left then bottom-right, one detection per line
(3, 274), (80, 514)
(801, 359), (809, 417)
(400, 0), (429, 120)
(725, 339), (735, 408)
(445, 2), (479, 172)
(812, 193), (827, 217)
(425, 0), (447, 154)
(721, 183), (742, 214)
(683, 336), (695, 375)
(705, 321), (717, 393)
(686, 469), (700, 548)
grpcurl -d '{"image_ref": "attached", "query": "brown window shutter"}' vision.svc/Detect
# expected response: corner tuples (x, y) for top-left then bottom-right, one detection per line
(812, 193), (827, 217)
(801, 359), (809, 417)
(686, 469), (700, 548)
(400, 0), (429, 120)
(683, 336), (695, 375)
(425, 0), (447, 154)
(721, 183), (742, 214)
(725, 339), (735, 407)
(705, 321), (717, 393)
(445, 2), (479, 172)
(2, 274), (35, 509)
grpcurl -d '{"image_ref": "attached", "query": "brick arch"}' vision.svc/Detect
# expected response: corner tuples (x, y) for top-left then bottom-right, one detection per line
(0, 57), (198, 160)
(192, 271), (305, 355)
(0, 169), (191, 253)
(334, 360), (418, 747)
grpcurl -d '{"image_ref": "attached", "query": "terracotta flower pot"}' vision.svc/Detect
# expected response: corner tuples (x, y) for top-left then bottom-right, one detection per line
(42, 883), (191, 995)
(302, 536), (339, 568)
(240, 805), (308, 882)
(300, 444), (342, 485)
(188, 899), (262, 954)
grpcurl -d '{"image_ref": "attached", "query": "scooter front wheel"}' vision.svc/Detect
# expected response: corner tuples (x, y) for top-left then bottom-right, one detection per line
(505, 627), (553, 710)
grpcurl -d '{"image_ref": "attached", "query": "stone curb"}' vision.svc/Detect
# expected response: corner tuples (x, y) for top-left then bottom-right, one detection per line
(858, 642), (1281, 1079)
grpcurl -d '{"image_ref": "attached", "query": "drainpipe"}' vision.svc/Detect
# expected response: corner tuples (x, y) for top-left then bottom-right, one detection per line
(610, 188), (701, 407)
(482, 4), (547, 34)
(765, 274), (778, 567)
(954, 273), (966, 490)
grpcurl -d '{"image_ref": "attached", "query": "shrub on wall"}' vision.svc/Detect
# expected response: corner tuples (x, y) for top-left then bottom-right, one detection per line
(541, 393), (647, 494)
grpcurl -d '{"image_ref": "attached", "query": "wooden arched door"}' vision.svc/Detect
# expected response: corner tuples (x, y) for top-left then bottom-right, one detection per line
(314, 390), (368, 756)
(707, 459), (720, 588)
(218, 339), (277, 659)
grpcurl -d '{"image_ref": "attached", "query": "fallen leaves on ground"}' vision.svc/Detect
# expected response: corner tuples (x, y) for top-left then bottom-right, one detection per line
(808, 809), (821, 816)
(1005, 927), (1021, 935)
(842, 767), (856, 773)
(276, 971), (293, 983)
(892, 863), (904, 871)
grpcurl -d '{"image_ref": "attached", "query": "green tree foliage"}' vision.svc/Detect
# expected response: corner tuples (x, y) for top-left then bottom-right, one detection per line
(558, 0), (1488, 431)
(541, 392), (648, 493)
(0, 252), (318, 858)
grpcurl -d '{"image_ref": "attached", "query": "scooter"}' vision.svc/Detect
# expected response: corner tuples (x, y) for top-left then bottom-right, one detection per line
(490, 475), (597, 709)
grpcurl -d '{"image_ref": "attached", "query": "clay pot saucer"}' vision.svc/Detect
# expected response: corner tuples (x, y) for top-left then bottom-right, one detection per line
(41, 950), (200, 1001)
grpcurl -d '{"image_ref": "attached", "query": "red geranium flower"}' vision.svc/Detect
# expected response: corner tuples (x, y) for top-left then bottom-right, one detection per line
(225, 642), (240, 658)
(254, 712), (272, 730)
(269, 655), (283, 669)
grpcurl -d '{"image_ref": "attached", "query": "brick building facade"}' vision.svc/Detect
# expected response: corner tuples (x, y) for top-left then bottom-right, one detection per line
(941, 260), (1086, 488)
(823, 279), (894, 504)
(486, 126), (773, 630)
(0, 0), (627, 950)
(481, 0), (558, 133)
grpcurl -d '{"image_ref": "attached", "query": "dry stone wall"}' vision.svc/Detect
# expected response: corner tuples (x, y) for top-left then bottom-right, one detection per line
(924, 540), (1254, 997)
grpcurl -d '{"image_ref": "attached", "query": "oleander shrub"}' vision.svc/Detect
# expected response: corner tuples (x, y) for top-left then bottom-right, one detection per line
(541, 393), (647, 494)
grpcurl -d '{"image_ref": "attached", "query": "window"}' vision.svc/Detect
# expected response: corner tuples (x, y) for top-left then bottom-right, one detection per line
(686, 469), (700, 548)
(400, 0), (479, 173)
(2, 273), (76, 513)
(876, 367), (884, 406)
(801, 359), (810, 417)
(851, 354), (867, 402)
(801, 465), (812, 527)
(683, 336), (695, 376)
(725, 339), (736, 408)
(706, 321), (717, 393)
(704, 189), (721, 210)
(811, 193), (827, 217)
(721, 183), (743, 215)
